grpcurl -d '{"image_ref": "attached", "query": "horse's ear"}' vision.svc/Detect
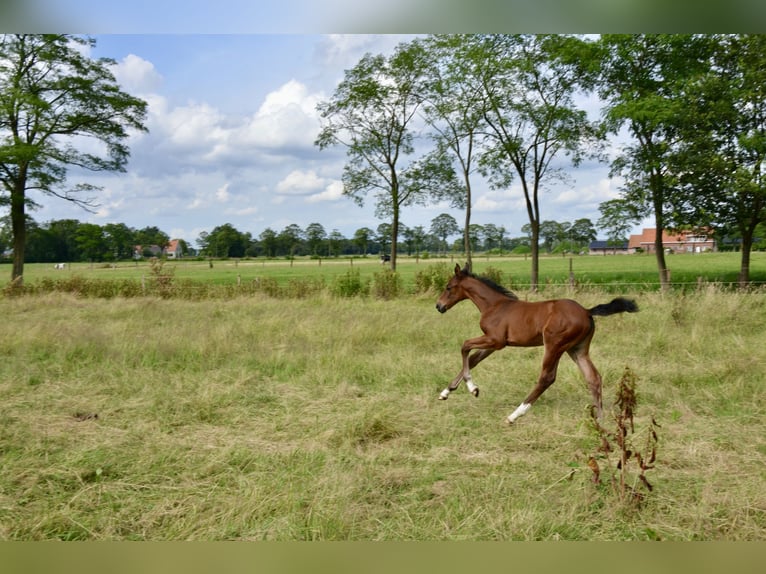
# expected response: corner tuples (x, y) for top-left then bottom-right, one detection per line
(462, 262), (471, 274)
(454, 263), (462, 276)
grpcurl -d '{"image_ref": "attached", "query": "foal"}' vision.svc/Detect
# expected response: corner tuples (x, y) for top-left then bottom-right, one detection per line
(435, 264), (638, 424)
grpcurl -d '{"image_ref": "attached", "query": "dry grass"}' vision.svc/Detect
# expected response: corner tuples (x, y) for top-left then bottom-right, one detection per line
(0, 288), (764, 540)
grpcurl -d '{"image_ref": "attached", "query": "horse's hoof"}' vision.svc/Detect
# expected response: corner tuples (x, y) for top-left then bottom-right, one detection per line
(438, 395), (448, 401)
(471, 388), (479, 398)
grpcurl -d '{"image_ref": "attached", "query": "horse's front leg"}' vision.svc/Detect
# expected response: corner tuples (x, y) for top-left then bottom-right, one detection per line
(438, 342), (496, 400)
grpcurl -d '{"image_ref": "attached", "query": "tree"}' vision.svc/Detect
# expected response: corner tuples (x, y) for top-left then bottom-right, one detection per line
(135, 225), (169, 252)
(430, 213), (460, 256)
(674, 35), (766, 286)
(569, 218), (597, 251)
(598, 199), (638, 248)
(258, 228), (278, 258)
(0, 34), (148, 283)
(327, 229), (345, 257)
(591, 34), (711, 289)
(277, 224), (303, 257)
(474, 35), (601, 290)
(481, 223), (506, 252)
(204, 223), (250, 258)
(352, 226), (373, 255)
(305, 222), (327, 256)
(75, 223), (105, 262)
(420, 35), (487, 267)
(103, 222), (136, 260)
(316, 41), (439, 271)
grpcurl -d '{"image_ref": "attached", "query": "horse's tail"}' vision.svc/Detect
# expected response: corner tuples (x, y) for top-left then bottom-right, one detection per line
(588, 297), (639, 317)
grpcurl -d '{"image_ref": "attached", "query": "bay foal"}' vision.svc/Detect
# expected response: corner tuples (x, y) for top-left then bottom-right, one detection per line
(435, 264), (638, 424)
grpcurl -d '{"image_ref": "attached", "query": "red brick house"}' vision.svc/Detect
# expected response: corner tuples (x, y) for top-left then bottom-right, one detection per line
(628, 228), (715, 254)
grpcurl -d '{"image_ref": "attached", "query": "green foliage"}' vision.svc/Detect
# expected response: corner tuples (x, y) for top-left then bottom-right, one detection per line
(331, 268), (370, 298)
(371, 269), (403, 299)
(414, 262), (452, 293)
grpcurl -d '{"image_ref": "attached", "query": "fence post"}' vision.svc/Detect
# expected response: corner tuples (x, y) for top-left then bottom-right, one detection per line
(568, 257), (575, 290)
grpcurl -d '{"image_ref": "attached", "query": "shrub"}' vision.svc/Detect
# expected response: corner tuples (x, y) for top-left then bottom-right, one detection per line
(372, 269), (402, 299)
(480, 265), (504, 287)
(331, 268), (369, 298)
(414, 262), (452, 294)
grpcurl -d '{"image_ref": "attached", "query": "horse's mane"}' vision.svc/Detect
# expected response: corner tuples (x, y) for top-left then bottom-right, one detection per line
(467, 270), (518, 300)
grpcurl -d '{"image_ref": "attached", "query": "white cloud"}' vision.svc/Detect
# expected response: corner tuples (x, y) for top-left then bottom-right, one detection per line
(215, 183), (231, 202)
(236, 80), (322, 149)
(276, 169), (325, 195)
(306, 180), (344, 203)
(553, 177), (622, 208)
(111, 54), (163, 94)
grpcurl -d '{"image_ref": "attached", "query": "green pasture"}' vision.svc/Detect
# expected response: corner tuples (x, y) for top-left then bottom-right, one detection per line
(1, 280), (765, 540)
(9, 250), (766, 293)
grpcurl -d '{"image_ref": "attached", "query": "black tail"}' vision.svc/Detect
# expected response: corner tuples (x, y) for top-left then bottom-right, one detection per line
(588, 297), (639, 317)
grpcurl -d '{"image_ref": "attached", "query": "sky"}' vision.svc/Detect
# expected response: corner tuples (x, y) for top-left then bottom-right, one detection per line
(13, 32), (632, 248)
(16, 2), (761, 248)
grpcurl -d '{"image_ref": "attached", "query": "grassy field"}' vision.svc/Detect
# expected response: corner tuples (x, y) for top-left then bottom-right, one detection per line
(1, 277), (765, 540)
(9, 250), (766, 294)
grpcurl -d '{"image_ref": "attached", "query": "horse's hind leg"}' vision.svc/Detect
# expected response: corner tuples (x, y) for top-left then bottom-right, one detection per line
(507, 347), (563, 424)
(568, 348), (603, 420)
(439, 348), (495, 400)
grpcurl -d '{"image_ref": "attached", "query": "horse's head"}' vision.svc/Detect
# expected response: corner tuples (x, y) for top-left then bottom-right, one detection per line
(435, 263), (471, 313)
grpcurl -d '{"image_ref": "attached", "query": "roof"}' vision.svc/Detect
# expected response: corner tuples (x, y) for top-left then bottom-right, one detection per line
(589, 240), (628, 249)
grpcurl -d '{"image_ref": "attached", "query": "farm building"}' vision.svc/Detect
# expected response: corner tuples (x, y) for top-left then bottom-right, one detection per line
(588, 240), (629, 255)
(164, 239), (183, 259)
(590, 228), (716, 255)
(628, 228), (715, 254)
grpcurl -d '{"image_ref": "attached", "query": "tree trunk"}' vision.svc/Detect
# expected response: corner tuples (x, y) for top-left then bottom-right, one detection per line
(390, 203), (399, 272)
(464, 175), (472, 269)
(654, 233), (669, 291)
(10, 180), (26, 285)
(530, 223), (540, 292)
(738, 226), (755, 287)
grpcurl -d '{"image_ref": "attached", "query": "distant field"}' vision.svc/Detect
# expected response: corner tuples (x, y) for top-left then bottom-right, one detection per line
(8, 250), (766, 294)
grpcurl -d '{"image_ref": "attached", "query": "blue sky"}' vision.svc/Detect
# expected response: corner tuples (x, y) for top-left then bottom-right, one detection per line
(3, 1), (644, 246)
(17, 32), (627, 248)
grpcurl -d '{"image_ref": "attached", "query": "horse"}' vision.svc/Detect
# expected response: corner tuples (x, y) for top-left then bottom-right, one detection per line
(435, 263), (638, 424)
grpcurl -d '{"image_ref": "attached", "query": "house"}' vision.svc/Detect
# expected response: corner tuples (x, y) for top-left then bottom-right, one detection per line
(589, 240), (629, 255)
(628, 228), (715, 254)
(164, 239), (183, 259)
(133, 244), (163, 259)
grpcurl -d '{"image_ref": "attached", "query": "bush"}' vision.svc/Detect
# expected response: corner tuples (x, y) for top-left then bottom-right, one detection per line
(414, 262), (452, 294)
(480, 265), (504, 287)
(372, 269), (402, 299)
(331, 268), (369, 298)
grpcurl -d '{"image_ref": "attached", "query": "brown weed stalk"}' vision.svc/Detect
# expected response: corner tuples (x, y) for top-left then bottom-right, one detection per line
(588, 366), (660, 508)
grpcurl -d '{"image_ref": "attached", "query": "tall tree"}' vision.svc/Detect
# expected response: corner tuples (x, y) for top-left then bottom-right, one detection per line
(305, 222), (327, 256)
(419, 35), (487, 267)
(315, 41), (441, 271)
(591, 34), (711, 289)
(474, 35), (601, 290)
(674, 34), (766, 286)
(429, 212), (460, 256)
(0, 34), (148, 283)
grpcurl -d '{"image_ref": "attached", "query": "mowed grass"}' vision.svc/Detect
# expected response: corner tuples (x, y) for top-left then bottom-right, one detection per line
(1, 283), (765, 541)
(14, 250), (766, 292)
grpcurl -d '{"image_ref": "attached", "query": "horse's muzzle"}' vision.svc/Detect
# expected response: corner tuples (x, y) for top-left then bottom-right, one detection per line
(436, 303), (447, 314)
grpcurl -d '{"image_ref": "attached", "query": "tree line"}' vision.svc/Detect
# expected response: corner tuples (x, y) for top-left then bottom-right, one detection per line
(0, 214), (604, 263)
(316, 34), (766, 288)
(3, 35), (765, 288)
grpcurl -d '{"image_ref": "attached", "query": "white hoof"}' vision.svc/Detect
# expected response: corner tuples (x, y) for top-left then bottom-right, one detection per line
(507, 402), (531, 423)
(439, 389), (450, 400)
